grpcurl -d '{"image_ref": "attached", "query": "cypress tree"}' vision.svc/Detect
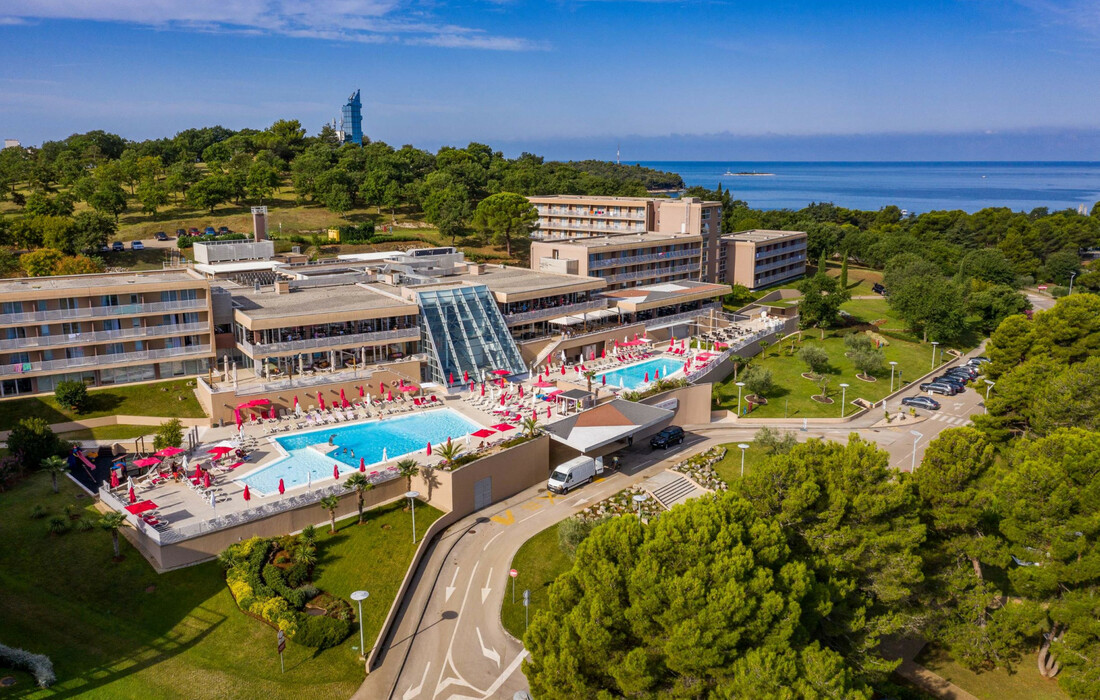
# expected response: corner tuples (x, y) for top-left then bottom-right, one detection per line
(818, 250), (828, 276)
(839, 254), (849, 289)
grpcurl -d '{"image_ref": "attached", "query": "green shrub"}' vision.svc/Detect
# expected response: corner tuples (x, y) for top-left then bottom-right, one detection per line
(152, 418), (183, 451)
(75, 517), (95, 532)
(7, 417), (64, 470)
(30, 504), (47, 519)
(54, 380), (89, 412)
(292, 614), (351, 649)
(262, 563), (316, 609)
(338, 222), (375, 243)
(0, 643), (56, 688)
(46, 515), (70, 534)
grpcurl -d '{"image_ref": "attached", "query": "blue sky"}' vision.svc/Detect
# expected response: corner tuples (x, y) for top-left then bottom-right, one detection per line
(2, 0), (1100, 159)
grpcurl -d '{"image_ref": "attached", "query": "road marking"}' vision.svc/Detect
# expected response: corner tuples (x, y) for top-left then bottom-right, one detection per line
(475, 627), (500, 667)
(481, 530), (504, 552)
(489, 510), (514, 526)
(520, 502), (542, 511)
(481, 568), (493, 604)
(571, 495), (590, 506)
(403, 662), (431, 700)
(445, 651), (529, 700)
(539, 493), (557, 504)
(433, 561), (479, 698)
(445, 567), (459, 602)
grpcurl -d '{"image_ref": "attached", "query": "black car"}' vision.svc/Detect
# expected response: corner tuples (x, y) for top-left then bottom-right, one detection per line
(871, 282), (886, 295)
(920, 382), (957, 396)
(176, 228), (187, 237)
(650, 426), (685, 449)
(935, 375), (966, 390)
(947, 366), (977, 380)
(902, 396), (941, 410)
(217, 226), (231, 234)
(154, 231), (168, 241)
(110, 241), (125, 252)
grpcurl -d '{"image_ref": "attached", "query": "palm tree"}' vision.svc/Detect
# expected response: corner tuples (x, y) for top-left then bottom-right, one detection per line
(520, 416), (539, 438)
(583, 369), (597, 394)
(435, 441), (463, 470)
(98, 511), (128, 560)
(730, 354), (743, 380)
(299, 524), (317, 546)
(294, 541), (317, 568)
(41, 455), (68, 494)
(342, 472), (374, 525)
(319, 495), (340, 534)
(396, 458), (419, 491)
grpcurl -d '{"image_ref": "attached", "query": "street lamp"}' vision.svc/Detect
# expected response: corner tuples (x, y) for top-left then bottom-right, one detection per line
(889, 361), (898, 393)
(931, 341), (940, 370)
(735, 381), (745, 417)
(984, 379), (995, 414)
(839, 383), (849, 418)
(406, 490), (420, 544)
(632, 493), (647, 516)
(1069, 271), (1077, 295)
(737, 443), (750, 478)
(351, 590), (369, 659)
(910, 430), (923, 472)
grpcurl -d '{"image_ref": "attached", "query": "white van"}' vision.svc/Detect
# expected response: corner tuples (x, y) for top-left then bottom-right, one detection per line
(547, 456), (603, 494)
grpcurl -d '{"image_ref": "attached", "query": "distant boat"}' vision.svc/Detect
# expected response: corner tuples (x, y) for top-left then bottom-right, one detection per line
(724, 169), (774, 176)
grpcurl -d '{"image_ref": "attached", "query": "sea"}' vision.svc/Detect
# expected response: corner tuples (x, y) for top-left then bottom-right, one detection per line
(636, 161), (1100, 214)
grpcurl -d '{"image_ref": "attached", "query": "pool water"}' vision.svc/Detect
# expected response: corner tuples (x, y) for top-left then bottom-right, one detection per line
(238, 408), (481, 495)
(597, 357), (682, 391)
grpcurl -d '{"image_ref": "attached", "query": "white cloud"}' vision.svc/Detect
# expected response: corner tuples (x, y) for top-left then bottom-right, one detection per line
(0, 0), (543, 50)
(1013, 0), (1100, 39)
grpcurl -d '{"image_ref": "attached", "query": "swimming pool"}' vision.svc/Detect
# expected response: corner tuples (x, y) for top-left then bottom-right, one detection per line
(238, 408), (481, 495)
(597, 357), (682, 391)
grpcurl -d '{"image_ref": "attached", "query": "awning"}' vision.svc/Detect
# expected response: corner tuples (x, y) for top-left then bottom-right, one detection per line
(548, 314), (586, 326)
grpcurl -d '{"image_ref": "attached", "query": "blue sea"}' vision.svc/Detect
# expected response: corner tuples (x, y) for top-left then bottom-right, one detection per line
(636, 161), (1100, 214)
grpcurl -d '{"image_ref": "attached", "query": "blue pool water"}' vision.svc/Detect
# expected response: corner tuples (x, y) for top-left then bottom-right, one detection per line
(597, 357), (682, 391)
(238, 408), (481, 494)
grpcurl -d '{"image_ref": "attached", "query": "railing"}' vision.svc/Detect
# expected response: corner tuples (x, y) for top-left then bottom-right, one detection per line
(0, 322), (209, 351)
(754, 267), (806, 287)
(589, 248), (698, 270)
(754, 255), (805, 274)
(537, 221), (646, 234)
(1, 344), (211, 377)
(537, 208), (646, 221)
(239, 328), (420, 357)
(0, 298), (206, 325)
(642, 304), (721, 330)
(755, 244), (806, 259)
(502, 299), (608, 325)
(210, 354), (430, 397)
(603, 263), (699, 284)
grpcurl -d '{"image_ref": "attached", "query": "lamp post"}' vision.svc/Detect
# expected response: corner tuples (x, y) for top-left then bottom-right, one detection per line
(984, 379), (995, 414)
(632, 493), (647, 517)
(931, 341), (940, 371)
(406, 490), (420, 544)
(737, 443), (749, 478)
(1069, 271), (1077, 295)
(839, 383), (849, 418)
(910, 430), (923, 472)
(735, 381), (745, 417)
(350, 590), (369, 659)
(889, 361), (898, 393)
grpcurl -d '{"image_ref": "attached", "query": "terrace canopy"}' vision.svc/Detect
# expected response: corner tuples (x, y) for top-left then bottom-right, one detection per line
(542, 399), (673, 454)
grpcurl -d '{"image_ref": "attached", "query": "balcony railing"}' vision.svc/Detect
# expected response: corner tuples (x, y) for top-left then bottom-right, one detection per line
(537, 208), (646, 221)
(0, 298), (206, 326)
(590, 247), (698, 270)
(1, 344), (211, 377)
(0, 322), (210, 351)
(641, 303), (722, 330)
(537, 220), (646, 235)
(603, 263), (699, 284)
(239, 328), (419, 357)
(755, 255), (805, 274)
(502, 299), (608, 325)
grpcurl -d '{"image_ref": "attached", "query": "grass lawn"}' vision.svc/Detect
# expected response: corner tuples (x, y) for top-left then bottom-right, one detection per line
(0, 472), (437, 699)
(57, 424), (156, 442)
(500, 522), (573, 640)
(711, 442), (771, 484)
(916, 644), (1070, 700)
(0, 378), (205, 428)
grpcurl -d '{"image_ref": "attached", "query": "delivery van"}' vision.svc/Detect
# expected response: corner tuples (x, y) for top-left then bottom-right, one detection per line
(547, 456), (604, 494)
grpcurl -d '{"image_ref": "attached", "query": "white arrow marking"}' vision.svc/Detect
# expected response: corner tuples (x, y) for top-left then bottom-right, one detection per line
(572, 495), (589, 506)
(445, 566), (459, 602)
(476, 627), (500, 667)
(403, 662), (431, 700)
(481, 567), (493, 604)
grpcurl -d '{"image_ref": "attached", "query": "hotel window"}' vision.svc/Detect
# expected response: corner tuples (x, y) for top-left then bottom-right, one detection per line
(1, 301), (22, 315)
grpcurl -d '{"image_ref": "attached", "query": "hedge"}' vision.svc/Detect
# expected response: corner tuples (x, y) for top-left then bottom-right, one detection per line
(0, 643), (56, 688)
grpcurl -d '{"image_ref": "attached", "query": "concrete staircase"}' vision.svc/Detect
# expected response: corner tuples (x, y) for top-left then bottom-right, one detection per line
(644, 471), (705, 509)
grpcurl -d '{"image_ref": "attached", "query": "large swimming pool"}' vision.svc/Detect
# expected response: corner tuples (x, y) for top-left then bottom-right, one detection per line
(238, 408), (481, 495)
(597, 357), (682, 391)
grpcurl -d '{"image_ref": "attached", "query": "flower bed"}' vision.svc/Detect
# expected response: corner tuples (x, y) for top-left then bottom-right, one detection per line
(670, 446), (729, 491)
(221, 534), (352, 650)
(576, 485), (663, 522)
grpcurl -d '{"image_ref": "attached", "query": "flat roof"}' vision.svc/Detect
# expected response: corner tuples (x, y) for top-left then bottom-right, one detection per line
(450, 265), (604, 299)
(193, 261), (279, 275)
(603, 280), (730, 306)
(0, 269), (203, 294)
(233, 283), (416, 321)
(542, 399), (673, 453)
(536, 231), (703, 249)
(723, 229), (807, 243)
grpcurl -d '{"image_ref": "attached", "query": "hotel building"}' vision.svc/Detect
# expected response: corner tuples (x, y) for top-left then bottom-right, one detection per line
(720, 229), (808, 290)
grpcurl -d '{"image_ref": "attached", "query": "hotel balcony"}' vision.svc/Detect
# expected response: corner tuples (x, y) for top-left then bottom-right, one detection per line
(237, 327), (421, 359)
(1, 344), (212, 378)
(0, 298), (206, 326)
(502, 298), (608, 325)
(0, 322), (210, 352)
(589, 247), (699, 270)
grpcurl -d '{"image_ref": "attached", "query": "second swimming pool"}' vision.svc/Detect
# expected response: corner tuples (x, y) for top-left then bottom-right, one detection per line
(596, 357), (682, 391)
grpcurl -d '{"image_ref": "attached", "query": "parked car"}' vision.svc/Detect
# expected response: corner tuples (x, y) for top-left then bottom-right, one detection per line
(546, 456), (602, 494)
(217, 226), (230, 234)
(947, 366), (977, 380)
(176, 228), (187, 237)
(871, 282), (886, 295)
(111, 241), (125, 252)
(131, 241), (145, 251)
(968, 356), (990, 365)
(204, 226), (216, 235)
(153, 231), (168, 241)
(902, 396), (941, 410)
(935, 375), (966, 390)
(187, 227), (200, 236)
(920, 382), (957, 396)
(650, 426), (685, 449)
(98, 244), (110, 253)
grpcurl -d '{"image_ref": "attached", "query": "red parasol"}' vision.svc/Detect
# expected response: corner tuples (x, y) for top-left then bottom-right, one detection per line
(491, 423), (515, 431)
(602, 375), (606, 385)
(358, 385), (365, 398)
(243, 484), (251, 501)
(293, 395), (300, 411)
(491, 369), (509, 376)
(234, 409), (242, 429)
(333, 464), (340, 480)
(464, 370), (469, 383)
(202, 472), (211, 489)
(340, 388), (348, 407)
(128, 486), (136, 503)
(471, 428), (495, 438)
(359, 457), (366, 472)
(278, 478), (285, 495)
(133, 457), (160, 468)
(193, 465), (203, 480)
(208, 446), (232, 456)
(154, 447), (184, 457)
(480, 383), (485, 396)
(560, 365), (565, 375)
(110, 470), (119, 488)
(387, 390), (393, 402)
(426, 441), (432, 456)
(547, 406), (551, 418)
(318, 393), (326, 410)
(519, 385), (524, 398)
(601, 348), (606, 359)
(448, 372), (454, 385)
(644, 372), (650, 382)
(655, 369), (660, 380)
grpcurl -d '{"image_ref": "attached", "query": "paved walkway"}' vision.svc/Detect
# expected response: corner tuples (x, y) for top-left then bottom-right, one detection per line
(881, 637), (979, 700)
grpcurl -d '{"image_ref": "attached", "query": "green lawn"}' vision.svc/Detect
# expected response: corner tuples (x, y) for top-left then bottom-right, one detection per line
(57, 424), (156, 442)
(0, 472), (438, 699)
(916, 644), (1070, 700)
(711, 442), (771, 484)
(0, 378), (205, 428)
(500, 522), (572, 640)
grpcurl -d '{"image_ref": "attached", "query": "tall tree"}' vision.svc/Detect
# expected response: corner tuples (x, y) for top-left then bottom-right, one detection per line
(471, 192), (538, 258)
(796, 272), (850, 337)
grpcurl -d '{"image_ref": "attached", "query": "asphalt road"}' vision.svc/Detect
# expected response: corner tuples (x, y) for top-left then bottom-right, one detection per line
(354, 350), (991, 699)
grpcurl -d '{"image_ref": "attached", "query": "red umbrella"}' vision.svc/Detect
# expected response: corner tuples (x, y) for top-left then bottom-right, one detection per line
(480, 383), (485, 397)
(318, 393), (326, 411)
(560, 366), (565, 375)
(193, 464), (203, 480)
(464, 370), (469, 383)
(243, 484), (251, 501)
(645, 372), (650, 382)
(449, 372), (454, 385)
(278, 478), (285, 495)
(154, 447), (184, 457)
(128, 486), (136, 504)
(333, 463), (340, 480)
(110, 470), (120, 488)
(358, 385), (365, 398)
(387, 390), (393, 402)
(602, 375), (606, 385)
(208, 446), (232, 457)
(359, 457), (366, 472)
(203, 472), (211, 489)
(293, 395), (299, 412)
(533, 409), (538, 421)
(426, 441), (432, 456)
(655, 369), (660, 380)
(340, 388), (348, 407)
(519, 385), (524, 398)
(546, 406), (551, 418)
(470, 381), (475, 392)
(269, 407), (277, 419)
(601, 348), (606, 359)
(234, 409), (242, 429)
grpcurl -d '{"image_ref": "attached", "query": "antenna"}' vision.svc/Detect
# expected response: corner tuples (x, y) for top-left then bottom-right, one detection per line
(616, 143), (620, 165)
